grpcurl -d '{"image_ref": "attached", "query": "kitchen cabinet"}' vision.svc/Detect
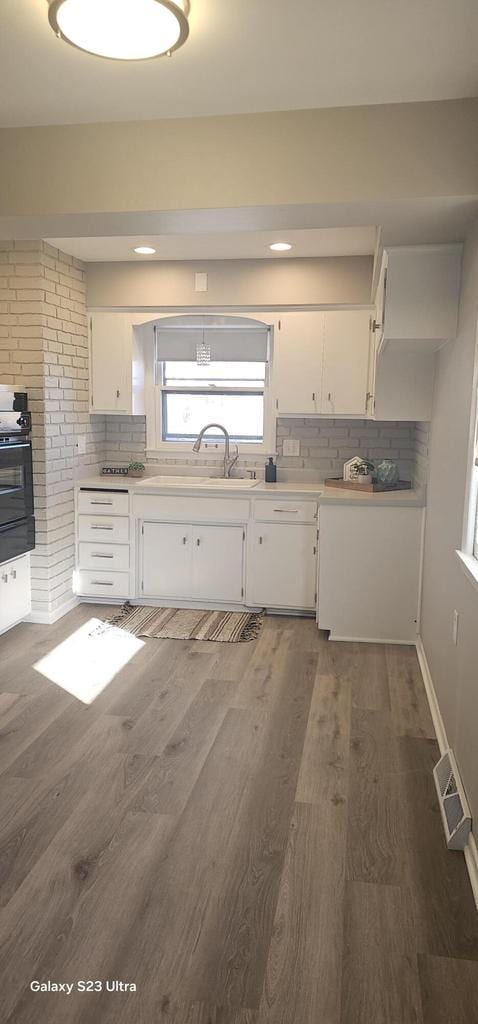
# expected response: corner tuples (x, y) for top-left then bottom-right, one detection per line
(89, 313), (145, 415)
(274, 312), (324, 414)
(274, 310), (372, 417)
(321, 311), (372, 416)
(318, 505), (423, 643)
(375, 244), (461, 353)
(192, 525), (244, 602)
(141, 521), (245, 603)
(0, 554), (31, 634)
(142, 522), (192, 599)
(248, 523), (317, 609)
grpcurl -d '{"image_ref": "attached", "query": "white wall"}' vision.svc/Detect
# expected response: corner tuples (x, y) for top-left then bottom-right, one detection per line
(420, 218), (478, 838)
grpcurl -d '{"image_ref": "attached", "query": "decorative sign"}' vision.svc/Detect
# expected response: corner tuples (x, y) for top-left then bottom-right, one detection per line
(102, 466), (129, 476)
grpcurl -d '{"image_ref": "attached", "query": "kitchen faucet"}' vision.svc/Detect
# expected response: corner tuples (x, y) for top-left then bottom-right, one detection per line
(192, 423), (239, 478)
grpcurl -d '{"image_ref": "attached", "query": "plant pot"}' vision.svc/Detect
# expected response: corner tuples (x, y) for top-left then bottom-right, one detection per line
(353, 473), (372, 484)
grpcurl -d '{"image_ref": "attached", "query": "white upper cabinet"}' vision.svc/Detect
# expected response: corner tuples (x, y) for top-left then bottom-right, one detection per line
(274, 310), (371, 417)
(274, 312), (324, 415)
(376, 244), (462, 353)
(321, 311), (372, 416)
(89, 313), (145, 415)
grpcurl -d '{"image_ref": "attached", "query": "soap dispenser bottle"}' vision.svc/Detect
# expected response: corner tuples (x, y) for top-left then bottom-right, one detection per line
(265, 457), (277, 483)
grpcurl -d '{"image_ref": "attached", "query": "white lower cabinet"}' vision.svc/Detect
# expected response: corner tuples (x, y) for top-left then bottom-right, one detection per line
(192, 525), (244, 602)
(141, 522), (245, 603)
(318, 505), (423, 643)
(247, 523), (317, 610)
(0, 554), (31, 634)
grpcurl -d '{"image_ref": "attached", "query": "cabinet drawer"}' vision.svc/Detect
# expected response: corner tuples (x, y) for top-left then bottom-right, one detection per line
(253, 499), (318, 523)
(78, 515), (129, 544)
(133, 494), (249, 523)
(75, 570), (130, 598)
(77, 490), (129, 516)
(78, 542), (129, 572)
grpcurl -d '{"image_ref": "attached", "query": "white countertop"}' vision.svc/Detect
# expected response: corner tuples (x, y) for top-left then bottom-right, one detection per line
(76, 474), (426, 507)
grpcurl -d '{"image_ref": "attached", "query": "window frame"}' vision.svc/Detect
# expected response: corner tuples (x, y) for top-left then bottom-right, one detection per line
(147, 323), (276, 457)
(456, 318), (478, 590)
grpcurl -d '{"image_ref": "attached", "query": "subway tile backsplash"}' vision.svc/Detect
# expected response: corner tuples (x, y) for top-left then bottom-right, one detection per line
(101, 415), (429, 486)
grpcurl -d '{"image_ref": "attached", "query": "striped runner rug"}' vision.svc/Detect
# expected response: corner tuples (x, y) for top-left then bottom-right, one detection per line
(108, 603), (263, 643)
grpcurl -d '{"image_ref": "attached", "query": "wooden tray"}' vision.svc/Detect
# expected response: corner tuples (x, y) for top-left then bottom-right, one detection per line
(324, 478), (412, 493)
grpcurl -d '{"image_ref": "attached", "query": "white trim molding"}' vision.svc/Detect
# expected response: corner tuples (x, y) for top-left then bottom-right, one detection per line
(415, 636), (448, 755)
(416, 634), (477, 911)
(26, 595), (79, 626)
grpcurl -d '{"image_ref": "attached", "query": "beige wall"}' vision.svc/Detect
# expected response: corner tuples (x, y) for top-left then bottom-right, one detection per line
(420, 218), (478, 840)
(86, 256), (373, 308)
(1, 99), (477, 217)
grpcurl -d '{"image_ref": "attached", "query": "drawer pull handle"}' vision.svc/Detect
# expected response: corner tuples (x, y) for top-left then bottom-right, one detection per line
(90, 500), (113, 506)
(91, 580), (114, 586)
(273, 508), (299, 513)
(91, 526), (114, 531)
(91, 553), (114, 559)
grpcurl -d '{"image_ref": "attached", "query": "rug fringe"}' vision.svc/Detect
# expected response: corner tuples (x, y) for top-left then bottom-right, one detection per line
(239, 612), (264, 642)
(108, 601), (132, 628)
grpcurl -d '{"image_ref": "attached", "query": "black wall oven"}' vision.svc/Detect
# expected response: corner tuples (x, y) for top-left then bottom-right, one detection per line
(0, 388), (35, 563)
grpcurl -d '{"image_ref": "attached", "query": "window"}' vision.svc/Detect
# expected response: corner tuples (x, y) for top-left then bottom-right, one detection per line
(153, 318), (271, 448)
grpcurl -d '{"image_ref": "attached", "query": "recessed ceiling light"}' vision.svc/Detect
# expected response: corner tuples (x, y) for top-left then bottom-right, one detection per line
(269, 242), (293, 252)
(133, 246), (157, 255)
(48, 0), (190, 61)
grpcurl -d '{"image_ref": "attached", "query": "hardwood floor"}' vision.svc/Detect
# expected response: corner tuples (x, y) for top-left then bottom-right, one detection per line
(0, 606), (477, 1023)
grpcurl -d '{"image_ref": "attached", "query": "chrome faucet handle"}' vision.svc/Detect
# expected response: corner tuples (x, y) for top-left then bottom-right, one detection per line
(247, 469), (257, 480)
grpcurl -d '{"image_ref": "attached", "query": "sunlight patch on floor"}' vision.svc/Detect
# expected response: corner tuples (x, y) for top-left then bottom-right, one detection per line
(33, 618), (144, 704)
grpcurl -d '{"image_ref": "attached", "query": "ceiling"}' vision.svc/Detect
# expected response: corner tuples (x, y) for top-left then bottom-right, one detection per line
(45, 226), (378, 262)
(1, 1), (477, 127)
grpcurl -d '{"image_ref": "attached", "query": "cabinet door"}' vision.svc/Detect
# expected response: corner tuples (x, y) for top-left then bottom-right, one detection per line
(142, 522), (192, 599)
(274, 313), (324, 414)
(90, 313), (132, 414)
(248, 524), (317, 609)
(0, 555), (31, 634)
(321, 311), (371, 416)
(192, 525), (244, 603)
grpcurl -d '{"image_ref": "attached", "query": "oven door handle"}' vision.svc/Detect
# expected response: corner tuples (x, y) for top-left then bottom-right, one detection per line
(0, 442), (31, 450)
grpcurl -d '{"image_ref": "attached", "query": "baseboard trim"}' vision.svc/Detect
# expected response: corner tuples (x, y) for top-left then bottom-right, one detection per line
(416, 633), (477, 912)
(26, 595), (79, 626)
(464, 833), (478, 911)
(329, 634), (416, 645)
(415, 636), (448, 755)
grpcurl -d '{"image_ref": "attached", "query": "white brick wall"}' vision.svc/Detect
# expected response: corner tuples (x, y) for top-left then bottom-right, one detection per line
(0, 241), (105, 617)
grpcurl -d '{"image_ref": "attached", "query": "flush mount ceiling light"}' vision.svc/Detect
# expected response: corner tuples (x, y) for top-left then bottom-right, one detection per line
(48, 0), (190, 61)
(269, 242), (293, 252)
(133, 246), (157, 255)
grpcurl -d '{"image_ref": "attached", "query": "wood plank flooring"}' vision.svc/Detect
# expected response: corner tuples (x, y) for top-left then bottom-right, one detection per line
(0, 606), (477, 1023)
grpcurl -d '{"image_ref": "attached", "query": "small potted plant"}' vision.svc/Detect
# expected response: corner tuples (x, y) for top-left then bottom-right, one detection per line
(128, 460), (145, 478)
(354, 459), (375, 484)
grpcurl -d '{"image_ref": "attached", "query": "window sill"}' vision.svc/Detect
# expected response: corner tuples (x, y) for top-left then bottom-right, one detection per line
(456, 550), (478, 593)
(146, 444), (274, 458)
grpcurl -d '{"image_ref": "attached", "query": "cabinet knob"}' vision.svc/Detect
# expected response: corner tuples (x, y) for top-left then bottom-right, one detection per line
(259, 536), (263, 545)
(196, 538), (201, 546)
(116, 389), (120, 398)
(2, 573), (8, 583)
(10, 569), (16, 579)
(312, 392), (316, 402)
(182, 536), (187, 544)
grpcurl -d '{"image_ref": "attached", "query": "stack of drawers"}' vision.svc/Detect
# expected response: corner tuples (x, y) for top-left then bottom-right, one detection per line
(77, 489), (130, 598)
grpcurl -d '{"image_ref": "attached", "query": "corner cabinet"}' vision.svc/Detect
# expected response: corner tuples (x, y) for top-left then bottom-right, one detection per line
(89, 313), (145, 415)
(274, 310), (372, 417)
